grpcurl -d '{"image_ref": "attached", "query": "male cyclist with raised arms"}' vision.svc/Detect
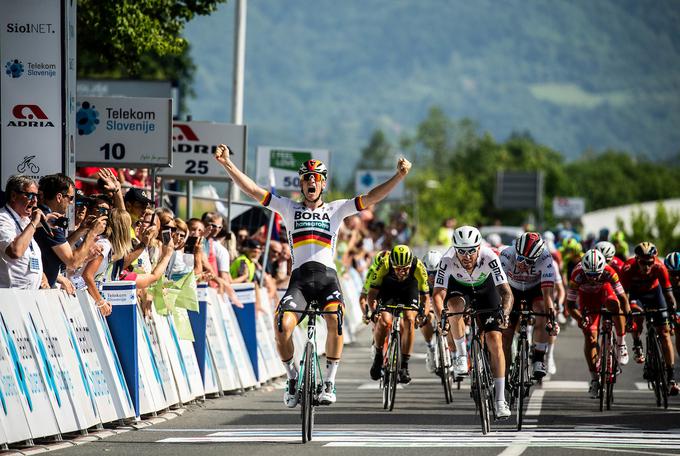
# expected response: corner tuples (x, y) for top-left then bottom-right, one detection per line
(664, 252), (680, 358)
(367, 245), (430, 384)
(433, 226), (514, 419)
(567, 249), (631, 398)
(213, 144), (411, 407)
(422, 249), (443, 373)
(620, 242), (678, 394)
(499, 232), (557, 379)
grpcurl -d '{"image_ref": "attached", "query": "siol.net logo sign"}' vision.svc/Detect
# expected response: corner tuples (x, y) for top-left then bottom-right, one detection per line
(5, 59), (24, 78)
(76, 101), (99, 135)
(6, 104), (54, 128)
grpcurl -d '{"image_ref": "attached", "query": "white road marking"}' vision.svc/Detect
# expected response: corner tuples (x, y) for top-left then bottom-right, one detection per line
(540, 380), (589, 390)
(525, 389), (545, 416)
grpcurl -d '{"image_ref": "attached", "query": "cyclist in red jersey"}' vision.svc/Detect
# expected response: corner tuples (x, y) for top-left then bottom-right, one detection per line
(620, 242), (678, 395)
(567, 249), (631, 398)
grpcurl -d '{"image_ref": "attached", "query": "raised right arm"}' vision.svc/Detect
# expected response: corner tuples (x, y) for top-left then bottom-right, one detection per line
(214, 144), (267, 203)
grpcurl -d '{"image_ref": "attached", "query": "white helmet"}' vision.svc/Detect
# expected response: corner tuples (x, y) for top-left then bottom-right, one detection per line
(595, 241), (616, 262)
(422, 250), (443, 272)
(452, 225), (482, 248)
(486, 233), (502, 248)
(582, 249), (607, 275)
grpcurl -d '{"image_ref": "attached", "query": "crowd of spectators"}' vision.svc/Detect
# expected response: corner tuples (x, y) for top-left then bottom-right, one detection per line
(0, 169), (412, 316)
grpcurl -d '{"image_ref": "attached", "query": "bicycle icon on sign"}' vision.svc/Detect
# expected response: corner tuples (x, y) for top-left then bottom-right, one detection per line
(16, 155), (40, 174)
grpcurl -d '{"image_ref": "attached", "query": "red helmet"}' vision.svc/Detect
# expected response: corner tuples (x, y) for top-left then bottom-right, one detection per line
(298, 159), (328, 179)
(515, 232), (545, 261)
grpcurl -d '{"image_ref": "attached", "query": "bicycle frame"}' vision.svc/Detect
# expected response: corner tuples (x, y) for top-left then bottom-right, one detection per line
(434, 304), (456, 403)
(379, 302), (408, 412)
(633, 308), (669, 409)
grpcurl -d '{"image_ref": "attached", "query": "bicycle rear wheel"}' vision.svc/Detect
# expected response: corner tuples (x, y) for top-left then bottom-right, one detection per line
(471, 338), (490, 434)
(301, 342), (315, 443)
(438, 332), (453, 404)
(517, 338), (529, 430)
(387, 331), (401, 411)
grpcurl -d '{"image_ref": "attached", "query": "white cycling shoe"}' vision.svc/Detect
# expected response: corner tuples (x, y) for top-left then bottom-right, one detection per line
(617, 344), (630, 365)
(318, 381), (336, 405)
(452, 355), (469, 377)
(284, 378), (299, 408)
(495, 400), (511, 419)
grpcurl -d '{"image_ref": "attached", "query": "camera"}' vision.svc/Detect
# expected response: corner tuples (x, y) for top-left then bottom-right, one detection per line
(52, 216), (69, 230)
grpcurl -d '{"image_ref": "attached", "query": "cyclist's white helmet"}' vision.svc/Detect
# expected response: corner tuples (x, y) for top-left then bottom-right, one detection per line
(452, 225), (482, 248)
(582, 249), (607, 274)
(422, 250), (443, 272)
(486, 233), (502, 248)
(594, 241), (616, 262)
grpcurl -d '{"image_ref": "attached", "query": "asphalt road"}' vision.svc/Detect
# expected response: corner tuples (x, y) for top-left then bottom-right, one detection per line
(50, 322), (680, 456)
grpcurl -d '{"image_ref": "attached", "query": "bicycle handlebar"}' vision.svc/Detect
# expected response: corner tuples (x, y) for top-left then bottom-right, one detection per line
(277, 306), (344, 336)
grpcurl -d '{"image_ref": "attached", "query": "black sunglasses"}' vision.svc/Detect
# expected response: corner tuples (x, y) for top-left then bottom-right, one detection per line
(18, 190), (38, 200)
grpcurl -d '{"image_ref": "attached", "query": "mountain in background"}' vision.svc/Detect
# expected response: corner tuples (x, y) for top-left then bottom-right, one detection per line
(184, 0), (680, 184)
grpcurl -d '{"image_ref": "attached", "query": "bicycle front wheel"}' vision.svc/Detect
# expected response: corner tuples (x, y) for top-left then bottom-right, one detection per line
(517, 338), (529, 430)
(438, 332), (454, 404)
(471, 338), (490, 434)
(301, 342), (315, 443)
(606, 339), (617, 411)
(598, 332), (608, 412)
(651, 333), (669, 409)
(387, 330), (401, 411)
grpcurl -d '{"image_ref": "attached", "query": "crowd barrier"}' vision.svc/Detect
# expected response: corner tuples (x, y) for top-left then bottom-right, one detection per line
(0, 271), (365, 446)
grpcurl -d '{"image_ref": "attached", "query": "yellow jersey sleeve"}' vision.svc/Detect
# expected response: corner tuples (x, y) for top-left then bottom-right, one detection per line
(414, 259), (430, 294)
(367, 256), (390, 290)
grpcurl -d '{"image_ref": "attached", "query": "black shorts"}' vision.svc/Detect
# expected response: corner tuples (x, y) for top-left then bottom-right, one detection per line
(375, 273), (421, 312)
(278, 262), (344, 314)
(509, 284), (543, 326)
(445, 275), (502, 332)
(630, 285), (669, 326)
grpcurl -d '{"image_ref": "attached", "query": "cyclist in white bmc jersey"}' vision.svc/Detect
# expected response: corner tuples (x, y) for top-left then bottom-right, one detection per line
(499, 232), (557, 379)
(433, 226), (514, 419)
(213, 144), (411, 408)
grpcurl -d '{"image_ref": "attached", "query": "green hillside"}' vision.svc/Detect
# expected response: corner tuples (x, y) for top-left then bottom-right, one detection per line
(184, 0), (680, 182)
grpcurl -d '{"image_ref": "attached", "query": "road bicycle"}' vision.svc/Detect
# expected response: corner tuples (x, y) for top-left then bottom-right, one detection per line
(588, 308), (627, 412)
(450, 306), (499, 435)
(632, 307), (670, 409)
(278, 303), (343, 443)
(507, 299), (553, 429)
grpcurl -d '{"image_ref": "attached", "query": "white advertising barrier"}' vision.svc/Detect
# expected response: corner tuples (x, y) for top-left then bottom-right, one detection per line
(205, 290), (239, 392)
(136, 316), (169, 415)
(256, 288), (286, 381)
(342, 270), (365, 338)
(165, 315), (204, 400)
(202, 344), (220, 396)
(150, 312), (193, 404)
(61, 291), (122, 425)
(0, 294), (61, 440)
(143, 316), (180, 409)
(0, 295), (34, 444)
(38, 292), (100, 430)
(214, 293), (258, 389)
(75, 290), (135, 421)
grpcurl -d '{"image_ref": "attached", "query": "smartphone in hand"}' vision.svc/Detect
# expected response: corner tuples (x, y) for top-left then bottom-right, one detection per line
(161, 229), (171, 244)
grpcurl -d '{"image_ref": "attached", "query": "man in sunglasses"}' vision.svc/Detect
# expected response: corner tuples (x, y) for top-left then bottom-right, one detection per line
(620, 242), (678, 394)
(566, 249), (631, 398)
(433, 225), (514, 419)
(214, 143), (410, 408)
(499, 232), (557, 380)
(34, 174), (106, 289)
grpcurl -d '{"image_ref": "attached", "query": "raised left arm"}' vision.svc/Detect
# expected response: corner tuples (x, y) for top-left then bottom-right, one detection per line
(361, 157), (411, 207)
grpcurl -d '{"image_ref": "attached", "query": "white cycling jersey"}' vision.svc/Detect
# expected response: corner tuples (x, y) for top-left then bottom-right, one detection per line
(553, 259), (563, 284)
(499, 246), (556, 291)
(261, 191), (367, 271)
(435, 246), (508, 288)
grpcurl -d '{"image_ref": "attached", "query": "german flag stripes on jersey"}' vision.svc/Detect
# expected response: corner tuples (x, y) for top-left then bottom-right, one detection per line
(260, 191), (366, 271)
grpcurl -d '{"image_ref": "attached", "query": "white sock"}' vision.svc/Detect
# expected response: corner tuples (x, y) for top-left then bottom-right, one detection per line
(495, 377), (506, 402)
(454, 337), (467, 358)
(616, 334), (625, 346)
(426, 340), (434, 349)
(284, 358), (298, 380)
(535, 342), (548, 353)
(546, 343), (554, 360)
(325, 359), (340, 384)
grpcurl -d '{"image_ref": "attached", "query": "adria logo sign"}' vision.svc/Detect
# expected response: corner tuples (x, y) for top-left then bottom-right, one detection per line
(7, 104), (54, 127)
(172, 123), (221, 155)
(172, 124), (199, 141)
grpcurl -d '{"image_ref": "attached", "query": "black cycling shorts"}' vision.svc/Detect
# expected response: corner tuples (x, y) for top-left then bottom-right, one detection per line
(445, 275), (502, 332)
(630, 285), (669, 325)
(509, 284), (543, 326)
(278, 262), (344, 315)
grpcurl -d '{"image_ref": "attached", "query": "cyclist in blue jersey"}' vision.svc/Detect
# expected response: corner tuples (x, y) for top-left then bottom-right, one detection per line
(214, 144), (411, 407)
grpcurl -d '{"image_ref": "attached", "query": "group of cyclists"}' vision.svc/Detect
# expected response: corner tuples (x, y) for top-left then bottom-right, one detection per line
(212, 147), (679, 423)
